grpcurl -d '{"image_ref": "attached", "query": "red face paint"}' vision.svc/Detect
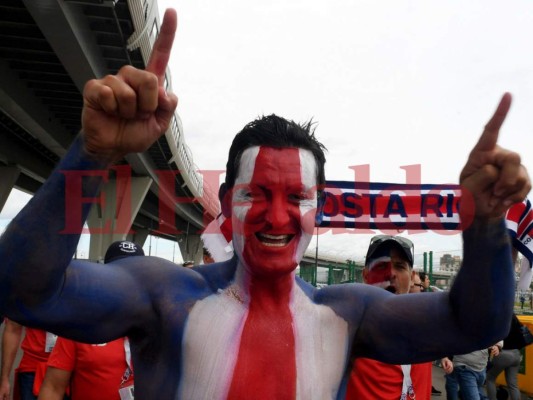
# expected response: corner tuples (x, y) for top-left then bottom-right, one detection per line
(232, 146), (317, 277)
(365, 261), (393, 285)
(228, 147), (319, 399)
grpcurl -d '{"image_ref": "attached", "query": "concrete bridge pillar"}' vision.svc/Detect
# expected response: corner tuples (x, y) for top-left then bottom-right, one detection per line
(0, 166), (21, 213)
(177, 233), (203, 266)
(127, 228), (149, 249)
(87, 175), (152, 262)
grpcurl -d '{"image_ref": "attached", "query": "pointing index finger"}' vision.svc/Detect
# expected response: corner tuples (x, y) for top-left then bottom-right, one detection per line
(146, 8), (177, 84)
(474, 92), (512, 152)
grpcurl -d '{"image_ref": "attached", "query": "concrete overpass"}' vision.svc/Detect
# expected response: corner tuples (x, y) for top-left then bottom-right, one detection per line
(0, 0), (219, 263)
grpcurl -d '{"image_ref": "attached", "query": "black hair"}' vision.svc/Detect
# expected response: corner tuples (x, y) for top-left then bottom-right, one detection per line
(224, 115), (327, 189)
(419, 271), (427, 281)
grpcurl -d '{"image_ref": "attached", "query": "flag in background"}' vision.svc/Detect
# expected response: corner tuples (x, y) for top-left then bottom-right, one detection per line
(506, 198), (533, 268)
(200, 213), (234, 262)
(505, 198), (533, 291)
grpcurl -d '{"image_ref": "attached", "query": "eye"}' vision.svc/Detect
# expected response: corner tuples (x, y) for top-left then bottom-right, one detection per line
(233, 187), (254, 202)
(288, 193), (309, 202)
(393, 263), (409, 271)
(243, 187), (266, 202)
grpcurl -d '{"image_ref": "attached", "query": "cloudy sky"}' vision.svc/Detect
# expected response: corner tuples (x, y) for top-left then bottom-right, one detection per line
(155, 0), (533, 264)
(2, 0), (532, 266)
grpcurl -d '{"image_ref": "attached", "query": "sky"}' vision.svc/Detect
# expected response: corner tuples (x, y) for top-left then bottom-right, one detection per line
(155, 0), (533, 265)
(1, 0), (533, 267)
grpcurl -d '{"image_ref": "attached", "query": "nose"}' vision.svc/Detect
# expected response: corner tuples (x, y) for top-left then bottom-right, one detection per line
(382, 267), (393, 282)
(265, 193), (291, 228)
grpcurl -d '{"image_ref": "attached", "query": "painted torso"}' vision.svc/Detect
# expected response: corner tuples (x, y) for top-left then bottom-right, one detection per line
(127, 258), (351, 400)
(179, 279), (349, 400)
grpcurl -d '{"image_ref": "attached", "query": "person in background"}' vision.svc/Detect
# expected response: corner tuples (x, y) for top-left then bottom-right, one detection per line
(485, 348), (521, 400)
(410, 270), (425, 293)
(346, 235), (433, 399)
(485, 313), (530, 400)
(0, 321), (60, 400)
(441, 342), (502, 400)
(37, 241), (144, 400)
(419, 271), (431, 292)
(410, 271), (443, 396)
(442, 356), (457, 400)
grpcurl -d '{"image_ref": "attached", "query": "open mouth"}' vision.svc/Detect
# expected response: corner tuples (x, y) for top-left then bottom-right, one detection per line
(256, 233), (294, 247)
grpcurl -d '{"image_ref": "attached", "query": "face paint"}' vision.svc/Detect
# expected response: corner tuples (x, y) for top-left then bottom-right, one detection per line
(231, 146), (318, 278)
(364, 247), (413, 294)
(364, 258), (393, 290)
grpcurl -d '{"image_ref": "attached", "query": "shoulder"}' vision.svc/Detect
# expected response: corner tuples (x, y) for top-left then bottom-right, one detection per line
(192, 257), (238, 292)
(107, 256), (216, 294)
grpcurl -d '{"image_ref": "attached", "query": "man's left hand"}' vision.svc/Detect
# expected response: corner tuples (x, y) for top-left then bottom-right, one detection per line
(460, 93), (530, 220)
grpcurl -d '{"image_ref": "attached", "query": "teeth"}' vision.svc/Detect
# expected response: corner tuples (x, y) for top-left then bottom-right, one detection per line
(262, 242), (286, 247)
(260, 233), (289, 240)
(257, 233), (291, 247)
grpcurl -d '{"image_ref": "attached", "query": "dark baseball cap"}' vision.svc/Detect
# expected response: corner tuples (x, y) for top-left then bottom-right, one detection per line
(104, 241), (145, 264)
(365, 235), (414, 267)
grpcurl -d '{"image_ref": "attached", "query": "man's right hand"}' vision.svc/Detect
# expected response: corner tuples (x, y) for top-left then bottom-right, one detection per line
(81, 8), (179, 164)
(441, 357), (454, 374)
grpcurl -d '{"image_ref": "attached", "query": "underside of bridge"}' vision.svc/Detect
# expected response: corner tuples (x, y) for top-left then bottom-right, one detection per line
(0, 0), (216, 263)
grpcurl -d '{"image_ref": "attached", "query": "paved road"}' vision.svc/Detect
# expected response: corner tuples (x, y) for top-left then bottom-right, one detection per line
(431, 363), (446, 398)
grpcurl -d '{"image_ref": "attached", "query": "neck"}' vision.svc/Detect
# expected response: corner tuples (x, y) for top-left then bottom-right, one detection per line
(237, 262), (295, 308)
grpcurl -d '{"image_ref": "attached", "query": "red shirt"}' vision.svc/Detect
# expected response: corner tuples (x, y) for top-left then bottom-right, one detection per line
(47, 337), (131, 400)
(18, 328), (51, 372)
(346, 358), (432, 400)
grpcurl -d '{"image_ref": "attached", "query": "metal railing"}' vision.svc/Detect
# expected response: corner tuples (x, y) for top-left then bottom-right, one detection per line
(125, 0), (220, 219)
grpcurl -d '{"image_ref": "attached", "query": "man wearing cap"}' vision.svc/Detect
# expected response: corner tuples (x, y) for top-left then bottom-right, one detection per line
(103, 240), (145, 264)
(0, 8), (530, 400)
(346, 235), (433, 399)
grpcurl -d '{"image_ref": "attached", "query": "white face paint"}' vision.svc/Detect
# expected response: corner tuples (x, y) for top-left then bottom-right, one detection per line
(231, 146), (318, 278)
(180, 285), (349, 400)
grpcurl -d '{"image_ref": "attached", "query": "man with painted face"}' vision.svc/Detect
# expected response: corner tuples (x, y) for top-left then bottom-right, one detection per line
(0, 7), (531, 400)
(346, 236), (433, 399)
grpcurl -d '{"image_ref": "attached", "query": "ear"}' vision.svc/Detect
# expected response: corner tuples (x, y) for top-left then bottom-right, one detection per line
(218, 183), (232, 218)
(315, 191), (326, 226)
(410, 269), (416, 283)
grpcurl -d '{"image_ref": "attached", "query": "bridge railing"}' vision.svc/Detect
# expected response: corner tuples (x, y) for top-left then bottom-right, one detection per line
(125, 0), (220, 220)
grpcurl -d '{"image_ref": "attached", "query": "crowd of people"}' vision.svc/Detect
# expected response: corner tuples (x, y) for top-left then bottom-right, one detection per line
(0, 6), (531, 400)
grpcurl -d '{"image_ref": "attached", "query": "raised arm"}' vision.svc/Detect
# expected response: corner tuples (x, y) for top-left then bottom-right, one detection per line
(351, 94), (530, 364)
(450, 92), (529, 342)
(0, 10), (179, 341)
